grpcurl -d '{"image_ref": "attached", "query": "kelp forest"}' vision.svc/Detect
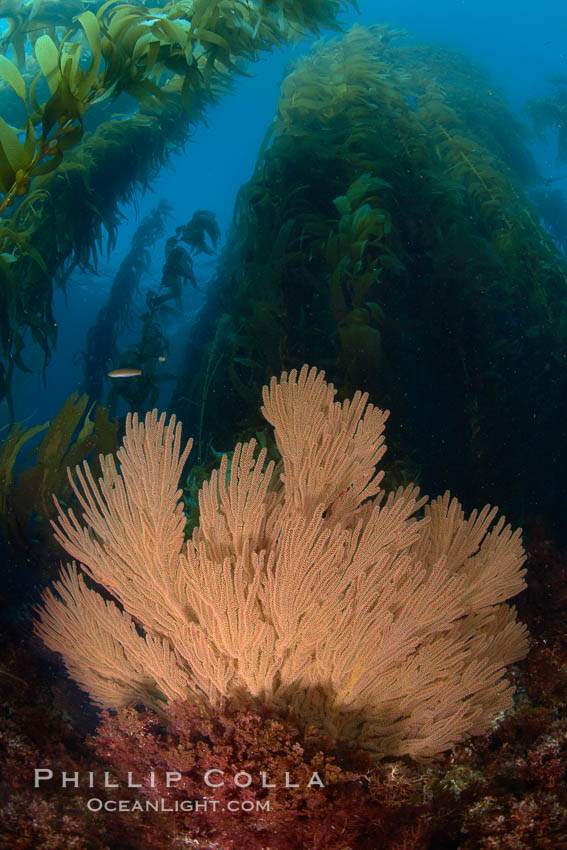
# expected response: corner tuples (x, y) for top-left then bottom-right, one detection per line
(2, 2), (567, 849)
(174, 26), (567, 539)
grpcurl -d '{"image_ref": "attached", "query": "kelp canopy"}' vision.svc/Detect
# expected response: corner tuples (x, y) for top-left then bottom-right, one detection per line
(0, 0), (355, 413)
(172, 24), (567, 536)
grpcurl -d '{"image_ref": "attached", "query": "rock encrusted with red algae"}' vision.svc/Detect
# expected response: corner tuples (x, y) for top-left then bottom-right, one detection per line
(427, 635), (567, 850)
(92, 698), (434, 850)
(0, 632), (175, 850)
(3, 624), (567, 850)
(460, 793), (567, 850)
(429, 518), (567, 849)
(87, 623), (567, 850)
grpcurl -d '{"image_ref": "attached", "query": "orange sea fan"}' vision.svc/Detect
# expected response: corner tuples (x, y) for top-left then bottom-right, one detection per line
(35, 366), (529, 758)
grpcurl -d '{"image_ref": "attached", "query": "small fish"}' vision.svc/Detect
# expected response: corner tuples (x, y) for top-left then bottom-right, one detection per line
(158, 355), (167, 363)
(108, 368), (143, 378)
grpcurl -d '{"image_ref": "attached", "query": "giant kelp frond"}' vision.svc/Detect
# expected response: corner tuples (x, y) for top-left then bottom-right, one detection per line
(0, 106), (189, 413)
(0, 0), (356, 409)
(0, 0), (356, 215)
(0, 392), (118, 573)
(176, 209), (221, 255)
(80, 202), (173, 403)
